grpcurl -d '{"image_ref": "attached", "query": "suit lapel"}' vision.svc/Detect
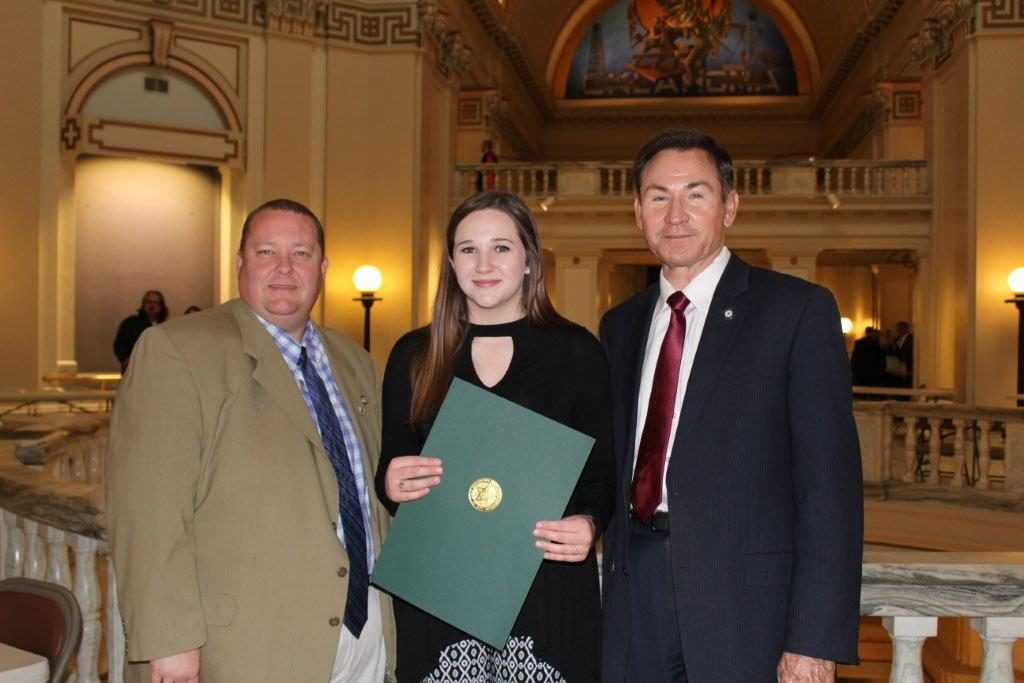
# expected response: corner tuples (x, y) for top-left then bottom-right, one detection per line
(673, 254), (751, 444)
(229, 299), (324, 454)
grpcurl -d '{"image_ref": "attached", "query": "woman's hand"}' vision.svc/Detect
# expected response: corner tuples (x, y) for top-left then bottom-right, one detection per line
(384, 455), (442, 503)
(533, 514), (596, 563)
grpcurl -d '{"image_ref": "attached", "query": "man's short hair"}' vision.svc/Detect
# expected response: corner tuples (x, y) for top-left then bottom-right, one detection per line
(632, 129), (735, 201)
(239, 198), (325, 255)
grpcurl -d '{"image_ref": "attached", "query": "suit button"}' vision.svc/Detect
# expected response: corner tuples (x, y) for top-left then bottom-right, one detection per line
(329, 616), (340, 627)
(337, 567), (348, 578)
(331, 522), (338, 531)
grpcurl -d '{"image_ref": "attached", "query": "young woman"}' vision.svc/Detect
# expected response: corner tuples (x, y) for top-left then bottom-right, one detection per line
(376, 191), (614, 682)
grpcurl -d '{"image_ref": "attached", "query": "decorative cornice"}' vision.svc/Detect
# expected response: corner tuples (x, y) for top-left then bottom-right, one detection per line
(485, 90), (535, 160)
(812, 0), (908, 119)
(263, 0), (327, 37)
(418, 0), (470, 78)
(908, 0), (975, 68)
(551, 111), (812, 126)
(825, 88), (888, 158)
(105, 0), (421, 49)
(464, 0), (553, 120)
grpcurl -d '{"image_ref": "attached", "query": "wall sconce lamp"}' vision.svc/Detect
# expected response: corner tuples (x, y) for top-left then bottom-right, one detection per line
(840, 317), (854, 335)
(1007, 267), (1024, 406)
(827, 192), (841, 210)
(539, 195), (556, 212)
(353, 265), (383, 352)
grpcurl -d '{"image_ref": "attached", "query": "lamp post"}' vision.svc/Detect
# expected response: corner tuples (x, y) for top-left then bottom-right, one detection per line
(1007, 267), (1024, 407)
(353, 265), (382, 352)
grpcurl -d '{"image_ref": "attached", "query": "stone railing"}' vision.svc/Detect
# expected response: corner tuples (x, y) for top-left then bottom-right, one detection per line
(863, 550), (1024, 681)
(0, 417), (120, 683)
(3, 401), (1023, 681)
(855, 401), (1024, 501)
(454, 159), (929, 199)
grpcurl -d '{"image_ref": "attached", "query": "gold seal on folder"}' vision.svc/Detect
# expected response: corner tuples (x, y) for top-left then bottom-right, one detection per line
(468, 477), (503, 512)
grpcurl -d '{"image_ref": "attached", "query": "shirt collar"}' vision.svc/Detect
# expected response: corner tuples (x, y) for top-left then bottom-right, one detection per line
(252, 311), (318, 368)
(656, 246), (731, 313)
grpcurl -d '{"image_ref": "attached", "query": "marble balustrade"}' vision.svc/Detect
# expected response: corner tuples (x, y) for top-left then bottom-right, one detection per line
(855, 401), (1024, 503)
(3, 408), (1024, 680)
(453, 159), (929, 199)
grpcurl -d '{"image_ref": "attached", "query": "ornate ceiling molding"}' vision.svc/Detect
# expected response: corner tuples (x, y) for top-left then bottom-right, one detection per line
(811, 0), (908, 118)
(908, 0), (975, 69)
(464, 0), (553, 120)
(419, 0), (470, 78)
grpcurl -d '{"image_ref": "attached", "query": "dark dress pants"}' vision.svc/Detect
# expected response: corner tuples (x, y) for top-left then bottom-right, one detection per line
(624, 517), (688, 682)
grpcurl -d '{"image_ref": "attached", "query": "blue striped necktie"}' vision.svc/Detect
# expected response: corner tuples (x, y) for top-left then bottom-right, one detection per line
(299, 347), (369, 637)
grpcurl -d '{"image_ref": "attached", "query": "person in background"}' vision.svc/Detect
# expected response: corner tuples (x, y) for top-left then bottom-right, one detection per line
(850, 326), (886, 387)
(476, 139), (499, 192)
(113, 290), (168, 372)
(184, 305), (201, 314)
(887, 321), (914, 387)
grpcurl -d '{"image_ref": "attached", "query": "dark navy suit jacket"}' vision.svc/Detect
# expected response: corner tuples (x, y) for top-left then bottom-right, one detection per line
(599, 254), (863, 682)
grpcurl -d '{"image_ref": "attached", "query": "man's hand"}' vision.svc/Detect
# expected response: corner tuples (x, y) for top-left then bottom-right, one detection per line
(777, 652), (835, 682)
(149, 648), (200, 683)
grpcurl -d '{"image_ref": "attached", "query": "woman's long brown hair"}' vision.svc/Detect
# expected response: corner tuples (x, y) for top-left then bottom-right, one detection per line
(409, 191), (567, 423)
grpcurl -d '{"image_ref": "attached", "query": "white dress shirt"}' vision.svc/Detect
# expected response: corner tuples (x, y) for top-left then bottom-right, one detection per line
(633, 246), (731, 512)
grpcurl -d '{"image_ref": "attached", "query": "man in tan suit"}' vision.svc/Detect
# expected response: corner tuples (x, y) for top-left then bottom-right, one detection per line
(107, 199), (396, 682)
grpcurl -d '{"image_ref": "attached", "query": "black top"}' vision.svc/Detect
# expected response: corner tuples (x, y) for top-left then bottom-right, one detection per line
(377, 318), (615, 682)
(113, 312), (153, 366)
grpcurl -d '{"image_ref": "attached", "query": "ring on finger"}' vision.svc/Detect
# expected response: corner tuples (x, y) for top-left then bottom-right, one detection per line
(572, 545), (579, 556)
(398, 480), (405, 491)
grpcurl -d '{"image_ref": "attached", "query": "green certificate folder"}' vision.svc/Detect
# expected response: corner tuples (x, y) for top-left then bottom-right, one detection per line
(370, 378), (595, 649)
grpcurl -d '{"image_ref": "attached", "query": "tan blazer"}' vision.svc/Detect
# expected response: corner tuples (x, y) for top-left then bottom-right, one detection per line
(107, 299), (396, 682)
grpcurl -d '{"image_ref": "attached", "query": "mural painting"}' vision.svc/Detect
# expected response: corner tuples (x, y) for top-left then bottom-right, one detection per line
(565, 0), (798, 98)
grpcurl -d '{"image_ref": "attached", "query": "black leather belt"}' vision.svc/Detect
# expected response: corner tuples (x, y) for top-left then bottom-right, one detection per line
(631, 510), (670, 532)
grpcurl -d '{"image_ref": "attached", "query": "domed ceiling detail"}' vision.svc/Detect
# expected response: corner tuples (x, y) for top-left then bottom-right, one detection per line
(563, 0), (799, 99)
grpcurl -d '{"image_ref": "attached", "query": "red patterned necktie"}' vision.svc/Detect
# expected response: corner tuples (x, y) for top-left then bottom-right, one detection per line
(632, 291), (689, 523)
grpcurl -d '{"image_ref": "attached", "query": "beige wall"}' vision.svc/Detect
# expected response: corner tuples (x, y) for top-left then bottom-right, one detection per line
(969, 34), (1024, 406)
(928, 48), (971, 399)
(0, 2), (42, 391)
(73, 157), (218, 372)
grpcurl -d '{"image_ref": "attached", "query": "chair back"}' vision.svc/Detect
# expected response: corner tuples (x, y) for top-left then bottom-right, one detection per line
(0, 577), (82, 682)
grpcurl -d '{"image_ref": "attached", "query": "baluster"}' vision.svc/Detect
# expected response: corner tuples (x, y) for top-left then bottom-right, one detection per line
(1, 509), (23, 579)
(902, 167), (911, 194)
(970, 617), (1024, 682)
(927, 418), (942, 484)
(22, 518), (46, 579)
(883, 616), (937, 683)
(826, 167), (836, 193)
(71, 446), (86, 482)
(951, 418), (966, 488)
(538, 168), (547, 194)
(882, 412), (893, 481)
(44, 525), (72, 590)
(107, 555), (126, 683)
(902, 417), (917, 483)
(87, 440), (102, 485)
(72, 534), (102, 683)
(975, 420), (992, 489)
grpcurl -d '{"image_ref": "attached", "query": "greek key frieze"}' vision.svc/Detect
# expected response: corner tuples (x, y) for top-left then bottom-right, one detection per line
(324, 3), (418, 46)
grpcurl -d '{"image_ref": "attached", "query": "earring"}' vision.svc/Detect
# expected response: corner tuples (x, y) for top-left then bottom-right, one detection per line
(524, 267), (531, 275)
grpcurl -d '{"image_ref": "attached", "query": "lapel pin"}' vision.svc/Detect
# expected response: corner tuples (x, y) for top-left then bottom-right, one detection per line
(360, 395), (368, 404)
(723, 308), (734, 319)
(358, 406), (366, 415)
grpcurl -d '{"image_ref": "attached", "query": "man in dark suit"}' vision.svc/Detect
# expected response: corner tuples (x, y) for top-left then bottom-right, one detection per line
(850, 326), (886, 386)
(600, 130), (863, 682)
(888, 321), (914, 387)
